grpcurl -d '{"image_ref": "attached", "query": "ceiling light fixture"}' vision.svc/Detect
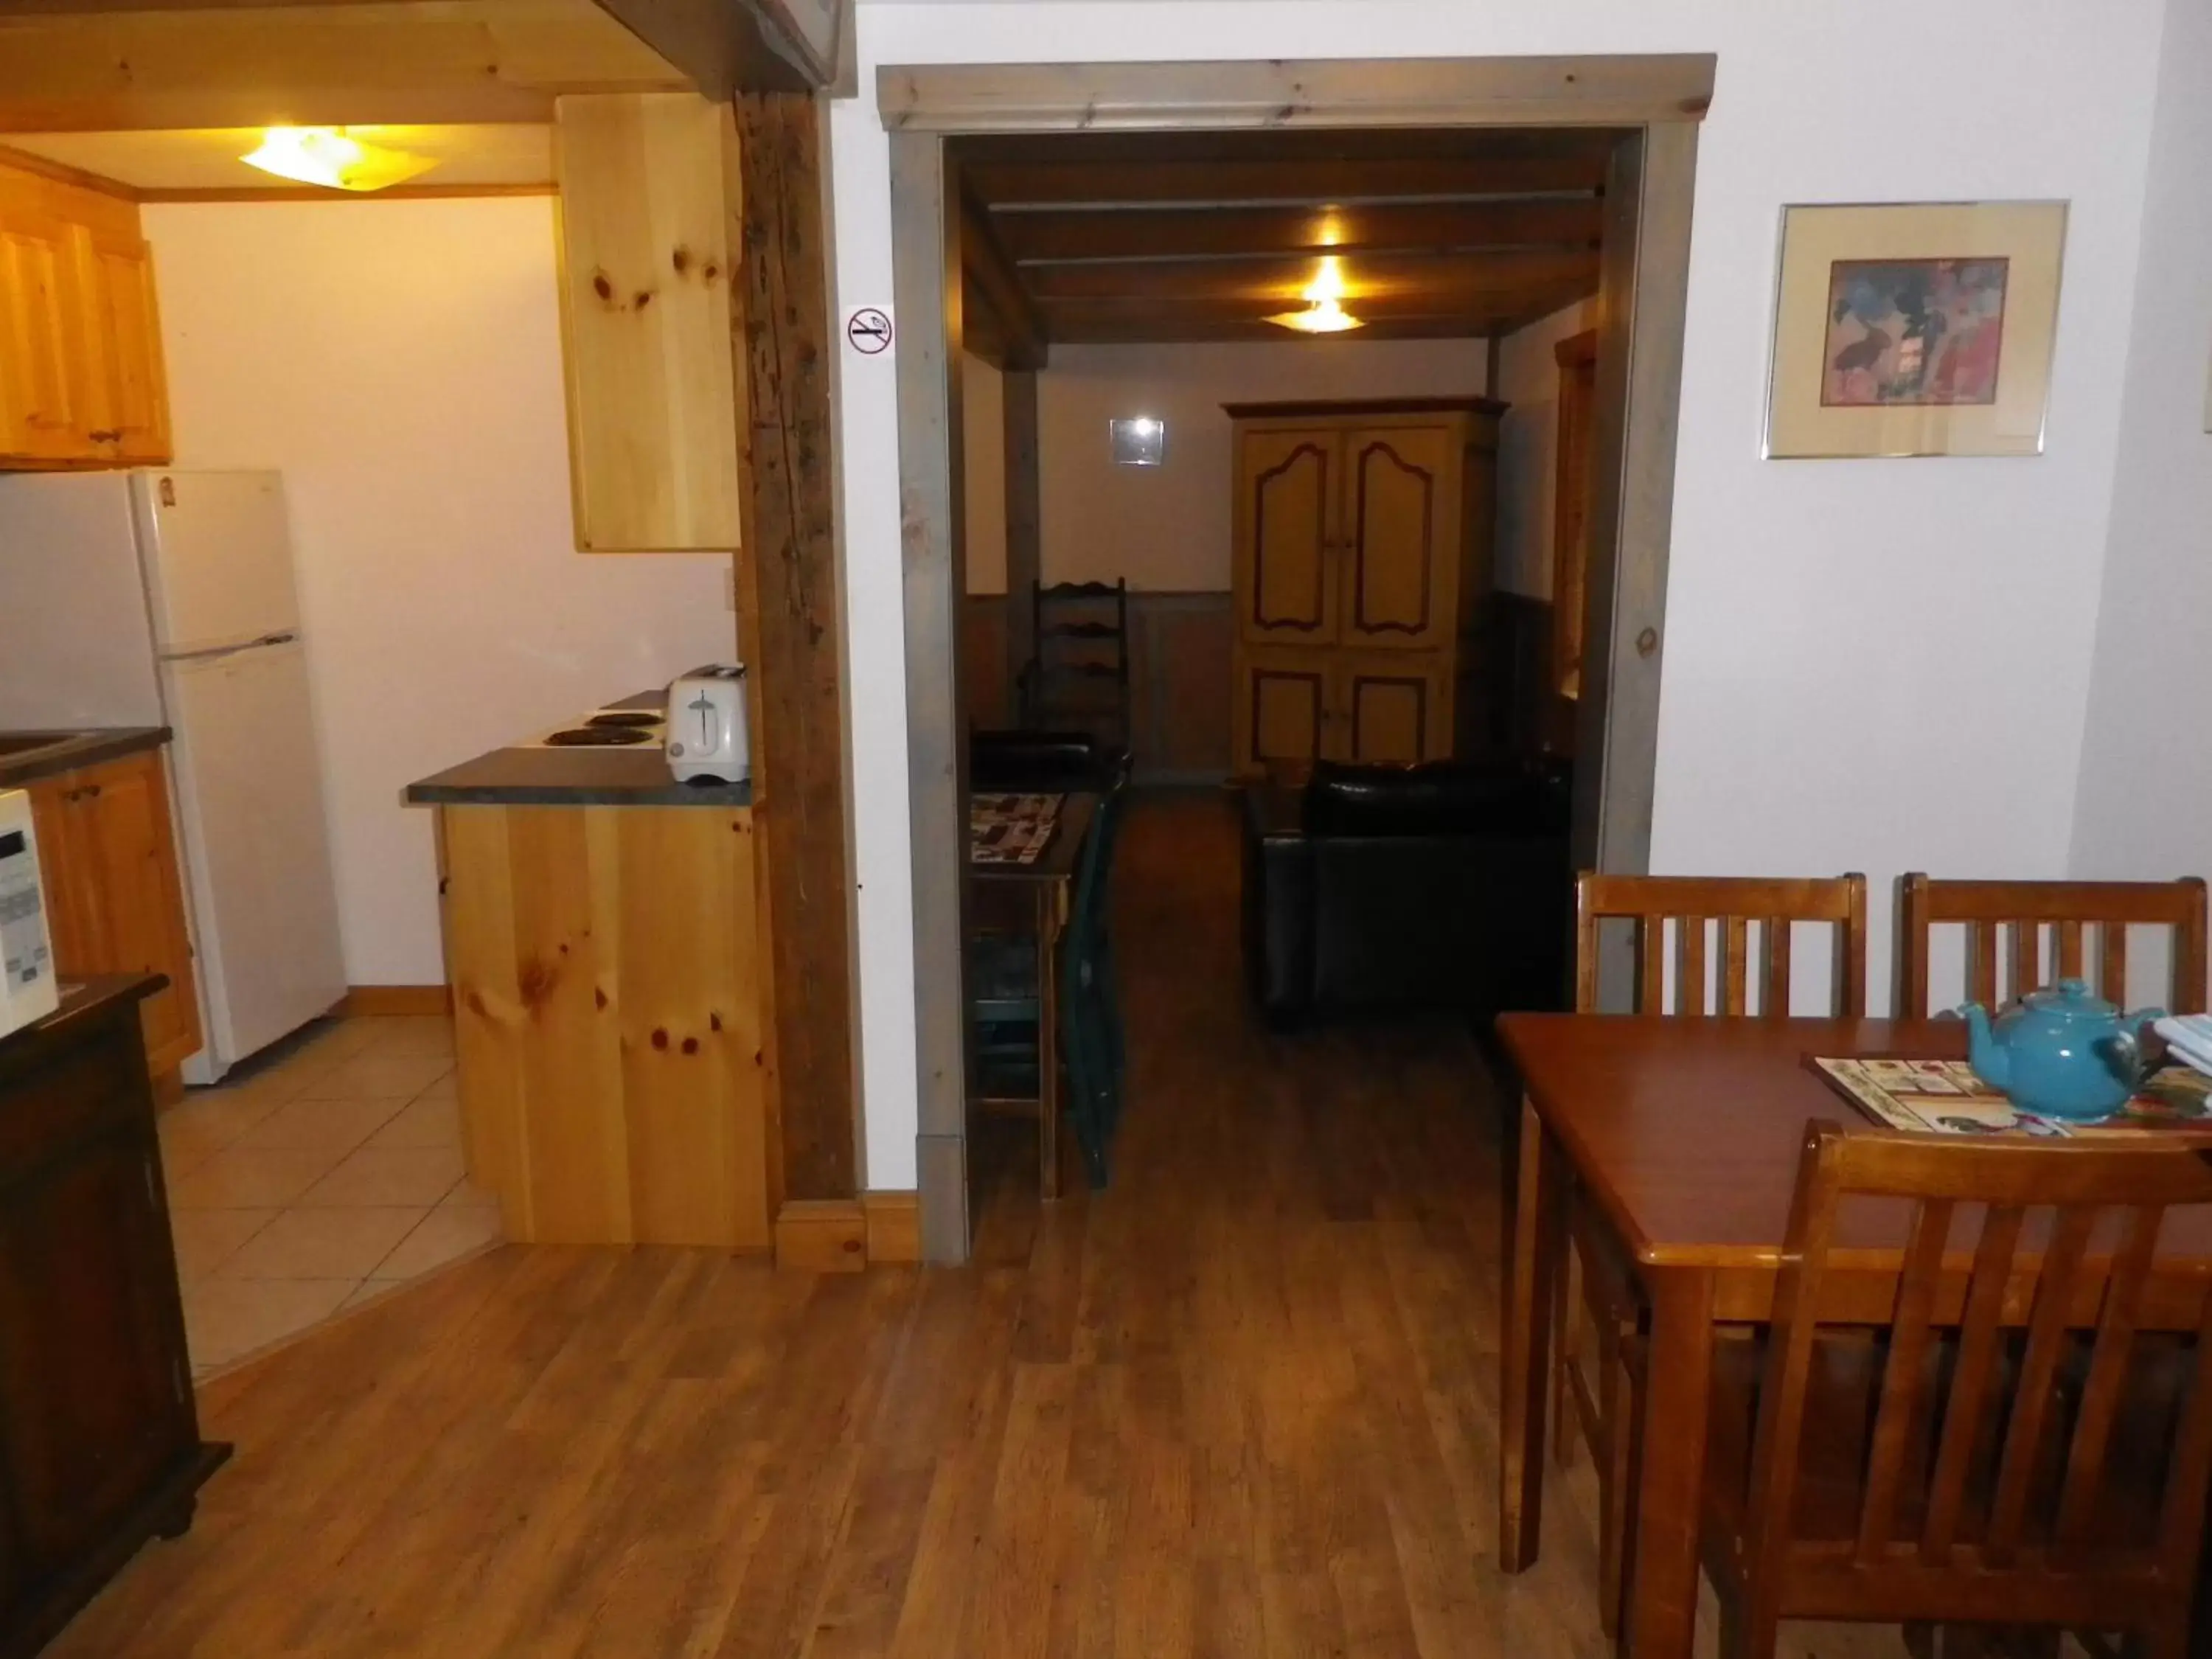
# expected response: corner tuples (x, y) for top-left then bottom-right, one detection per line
(240, 128), (438, 192)
(1265, 254), (1364, 335)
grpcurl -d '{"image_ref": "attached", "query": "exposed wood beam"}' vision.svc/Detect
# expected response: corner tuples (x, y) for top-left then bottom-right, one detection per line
(0, 1), (689, 132)
(1039, 284), (1598, 344)
(962, 153), (1610, 207)
(731, 91), (857, 1208)
(959, 189), (1047, 370)
(882, 55), (1715, 133)
(590, 0), (810, 95)
(993, 197), (1604, 265)
(1022, 246), (1599, 305)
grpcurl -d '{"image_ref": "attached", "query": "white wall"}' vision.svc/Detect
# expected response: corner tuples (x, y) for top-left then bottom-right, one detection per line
(1494, 299), (1596, 599)
(833, 1), (2168, 1188)
(2070, 0), (2212, 897)
(146, 198), (734, 987)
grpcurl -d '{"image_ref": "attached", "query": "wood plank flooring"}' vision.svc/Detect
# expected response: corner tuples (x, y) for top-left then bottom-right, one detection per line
(51, 793), (1907, 1658)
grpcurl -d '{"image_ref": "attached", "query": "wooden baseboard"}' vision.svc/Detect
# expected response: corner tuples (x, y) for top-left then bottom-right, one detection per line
(341, 985), (452, 1018)
(860, 1192), (921, 1263)
(773, 1200), (868, 1273)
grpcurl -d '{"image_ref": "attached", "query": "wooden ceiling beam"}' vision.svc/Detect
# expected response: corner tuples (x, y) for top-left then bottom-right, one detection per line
(959, 189), (1047, 371)
(961, 153), (1610, 208)
(0, 1), (691, 132)
(1023, 246), (1600, 305)
(1048, 315), (1506, 347)
(992, 196), (1602, 265)
(1037, 279), (1597, 332)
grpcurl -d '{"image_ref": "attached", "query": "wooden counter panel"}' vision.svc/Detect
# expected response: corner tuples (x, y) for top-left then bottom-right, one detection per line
(439, 804), (771, 1251)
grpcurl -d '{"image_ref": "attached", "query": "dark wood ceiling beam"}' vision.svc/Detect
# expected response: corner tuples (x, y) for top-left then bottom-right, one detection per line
(1048, 315), (1506, 347)
(1023, 246), (1599, 305)
(959, 189), (1047, 370)
(961, 153), (1610, 207)
(1036, 279), (1597, 335)
(993, 196), (1602, 264)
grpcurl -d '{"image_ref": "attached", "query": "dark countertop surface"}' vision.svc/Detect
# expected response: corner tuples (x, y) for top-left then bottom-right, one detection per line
(403, 689), (752, 810)
(0, 975), (165, 1068)
(0, 727), (170, 791)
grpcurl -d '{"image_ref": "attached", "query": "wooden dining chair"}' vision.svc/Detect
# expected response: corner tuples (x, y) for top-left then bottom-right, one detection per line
(1703, 1121), (2212, 1659)
(1897, 875), (2208, 1017)
(1556, 872), (1869, 1638)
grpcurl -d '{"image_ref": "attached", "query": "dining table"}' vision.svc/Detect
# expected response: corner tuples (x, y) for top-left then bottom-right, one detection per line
(969, 789), (1096, 1201)
(1494, 1010), (2212, 1659)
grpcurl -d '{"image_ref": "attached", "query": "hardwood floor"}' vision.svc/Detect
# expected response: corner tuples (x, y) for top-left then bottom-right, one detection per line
(52, 793), (1905, 1658)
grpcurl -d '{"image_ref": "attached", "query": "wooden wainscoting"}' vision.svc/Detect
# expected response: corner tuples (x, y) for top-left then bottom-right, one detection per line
(963, 589), (1231, 782)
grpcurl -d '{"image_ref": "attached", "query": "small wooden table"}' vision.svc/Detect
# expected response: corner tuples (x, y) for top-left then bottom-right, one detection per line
(1495, 1012), (2212, 1659)
(970, 791), (1096, 1200)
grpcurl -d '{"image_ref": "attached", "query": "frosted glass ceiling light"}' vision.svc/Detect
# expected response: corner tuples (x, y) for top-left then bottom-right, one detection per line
(1265, 255), (1364, 334)
(241, 128), (439, 192)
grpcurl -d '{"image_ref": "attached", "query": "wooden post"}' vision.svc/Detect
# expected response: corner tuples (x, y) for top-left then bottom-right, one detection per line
(1001, 367), (1040, 717)
(730, 91), (858, 1217)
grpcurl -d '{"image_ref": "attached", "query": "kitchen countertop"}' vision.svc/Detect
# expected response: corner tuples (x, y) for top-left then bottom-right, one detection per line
(403, 690), (752, 809)
(0, 727), (171, 791)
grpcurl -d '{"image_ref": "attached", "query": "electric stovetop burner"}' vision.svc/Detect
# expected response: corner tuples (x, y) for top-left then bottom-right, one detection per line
(542, 726), (655, 747)
(585, 709), (661, 728)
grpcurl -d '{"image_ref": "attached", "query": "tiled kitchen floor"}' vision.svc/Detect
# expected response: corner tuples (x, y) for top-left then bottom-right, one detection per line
(156, 1012), (502, 1376)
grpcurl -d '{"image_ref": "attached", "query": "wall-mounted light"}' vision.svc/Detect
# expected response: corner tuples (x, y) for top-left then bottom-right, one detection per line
(1110, 416), (1166, 466)
(240, 128), (439, 192)
(1265, 254), (1365, 335)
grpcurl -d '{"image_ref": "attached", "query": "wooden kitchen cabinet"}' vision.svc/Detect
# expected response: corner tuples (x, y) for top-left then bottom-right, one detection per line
(554, 93), (743, 552)
(26, 749), (202, 1081)
(0, 978), (227, 1658)
(0, 157), (173, 470)
(1227, 398), (1502, 776)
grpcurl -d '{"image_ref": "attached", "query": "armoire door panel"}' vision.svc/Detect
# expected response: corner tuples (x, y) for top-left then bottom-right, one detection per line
(1234, 652), (1330, 772)
(1340, 658), (1452, 765)
(1342, 425), (1459, 651)
(1235, 430), (1337, 644)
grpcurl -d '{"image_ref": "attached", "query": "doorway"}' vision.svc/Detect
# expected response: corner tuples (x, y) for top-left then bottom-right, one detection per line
(883, 56), (1714, 1262)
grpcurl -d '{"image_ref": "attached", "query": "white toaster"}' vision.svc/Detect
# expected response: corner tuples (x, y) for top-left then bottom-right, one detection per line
(665, 664), (751, 785)
(0, 789), (58, 1039)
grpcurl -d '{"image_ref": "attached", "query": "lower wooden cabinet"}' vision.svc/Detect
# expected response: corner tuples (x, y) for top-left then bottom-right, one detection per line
(25, 749), (201, 1079)
(1233, 648), (1455, 770)
(0, 978), (226, 1658)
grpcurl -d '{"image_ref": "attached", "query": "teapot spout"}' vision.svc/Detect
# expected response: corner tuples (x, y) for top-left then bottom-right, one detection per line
(1961, 1001), (2008, 1091)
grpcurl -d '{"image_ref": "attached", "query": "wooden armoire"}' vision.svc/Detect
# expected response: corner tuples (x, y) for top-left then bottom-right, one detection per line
(1226, 397), (1506, 776)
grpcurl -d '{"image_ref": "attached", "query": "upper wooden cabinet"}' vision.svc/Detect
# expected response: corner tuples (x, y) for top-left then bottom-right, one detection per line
(554, 92), (745, 552)
(0, 161), (173, 471)
(1227, 399), (1503, 776)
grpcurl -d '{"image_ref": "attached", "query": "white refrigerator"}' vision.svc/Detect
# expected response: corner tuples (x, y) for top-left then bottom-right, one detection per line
(0, 470), (347, 1082)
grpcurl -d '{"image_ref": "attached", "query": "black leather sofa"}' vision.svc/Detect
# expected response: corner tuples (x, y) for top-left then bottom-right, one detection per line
(1241, 758), (1573, 1026)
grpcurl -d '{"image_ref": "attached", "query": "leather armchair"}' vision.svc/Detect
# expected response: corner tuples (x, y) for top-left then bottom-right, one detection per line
(969, 728), (1128, 793)
(1242, 759), (1573, 1026)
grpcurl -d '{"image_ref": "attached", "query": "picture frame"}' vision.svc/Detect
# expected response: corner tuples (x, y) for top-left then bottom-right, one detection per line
(1764, 201), (2069, 459)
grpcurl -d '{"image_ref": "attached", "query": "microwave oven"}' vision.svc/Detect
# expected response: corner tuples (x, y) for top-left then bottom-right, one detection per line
(0, 790), (58, 1039)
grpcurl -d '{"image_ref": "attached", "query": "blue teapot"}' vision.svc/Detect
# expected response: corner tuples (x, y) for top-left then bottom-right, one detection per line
(1961, 978), (2163, 1121)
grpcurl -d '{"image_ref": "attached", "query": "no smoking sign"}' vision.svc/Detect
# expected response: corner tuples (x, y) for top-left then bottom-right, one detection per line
(844, 306), (894, 357)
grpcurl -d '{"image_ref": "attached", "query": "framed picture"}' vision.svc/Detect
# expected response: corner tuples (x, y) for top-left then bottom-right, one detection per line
(1764, 201), (2069, 458)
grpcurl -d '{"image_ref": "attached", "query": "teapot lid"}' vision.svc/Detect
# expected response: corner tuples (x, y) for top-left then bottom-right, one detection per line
(2019, 976), (2116, 1018)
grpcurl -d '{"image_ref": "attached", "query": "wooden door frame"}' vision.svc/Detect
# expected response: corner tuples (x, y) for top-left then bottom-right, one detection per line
(883, 55), (1714, 1263)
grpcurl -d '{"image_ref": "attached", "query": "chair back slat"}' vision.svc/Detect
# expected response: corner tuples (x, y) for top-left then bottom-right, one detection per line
(1723, 916), (1750, 1015)
(2052, 1205), (2163, 1548)
(1678, 916), (1707, 1018)
(1576, 874), (1868, 1018)
(1855, 1197), (1954, 1561)
(1748, 1125), (2212, 1599)
(1898, 874), (2209, 1016)
(1919, 1204), (2026, 1560)
(1767, 916), (1794, 1016)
